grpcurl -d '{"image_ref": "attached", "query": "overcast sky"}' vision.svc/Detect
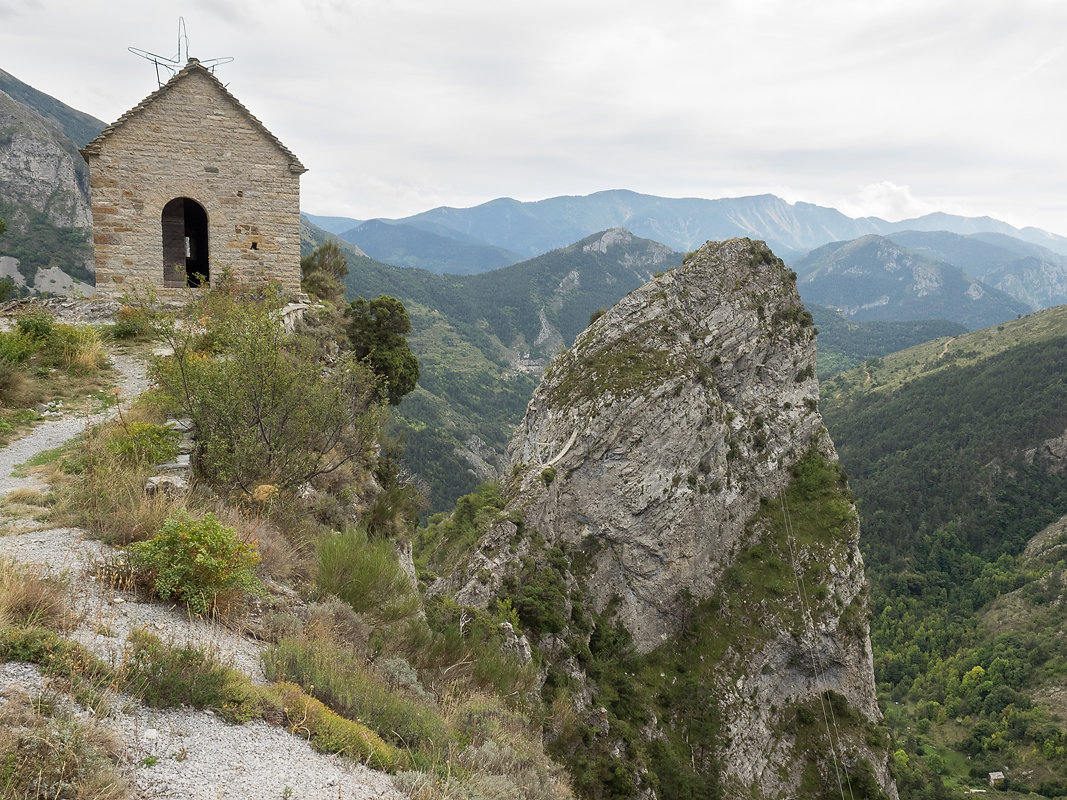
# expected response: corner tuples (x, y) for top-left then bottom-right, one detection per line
(2, 0), (1065, 234)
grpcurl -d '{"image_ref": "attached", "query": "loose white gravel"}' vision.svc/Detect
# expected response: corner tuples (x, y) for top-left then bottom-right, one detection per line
(0, 336), (405, 800)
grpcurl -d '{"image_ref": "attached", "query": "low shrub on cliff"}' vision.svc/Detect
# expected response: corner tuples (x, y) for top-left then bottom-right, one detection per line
(316, 525), (419, 623)
(265, 636), (448, 752)
(126, 511), (262, 615)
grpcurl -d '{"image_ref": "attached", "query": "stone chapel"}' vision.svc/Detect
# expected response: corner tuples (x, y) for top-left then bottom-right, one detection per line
(80, 58), (306, 298)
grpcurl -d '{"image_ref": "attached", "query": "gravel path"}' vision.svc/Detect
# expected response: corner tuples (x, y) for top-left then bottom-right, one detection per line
(0, 338), (404, 800)
(0, 350), (150, 495)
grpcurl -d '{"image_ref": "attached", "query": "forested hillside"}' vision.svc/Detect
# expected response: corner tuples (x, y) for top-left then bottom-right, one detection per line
(822, 306), (1067, 796)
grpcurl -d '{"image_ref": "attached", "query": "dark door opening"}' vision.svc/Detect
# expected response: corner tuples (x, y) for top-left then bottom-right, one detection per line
(161, 198), (209, 287)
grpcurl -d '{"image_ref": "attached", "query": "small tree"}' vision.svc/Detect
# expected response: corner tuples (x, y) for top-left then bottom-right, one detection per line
(153, 282), (384, 493)
(346, 295), (419, 404)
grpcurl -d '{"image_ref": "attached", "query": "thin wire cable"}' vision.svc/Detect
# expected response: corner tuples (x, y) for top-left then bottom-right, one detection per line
(780, 489), (853, 800)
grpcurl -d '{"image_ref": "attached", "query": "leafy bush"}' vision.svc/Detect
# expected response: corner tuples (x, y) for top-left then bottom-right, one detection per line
(152, 285), (384, 492)
(0, 330), (36, 364)
(105, 421), (180, 465)
(15, 311), (53, 343)
(126, 512), (262, 614)
(501, 557), (569, 636)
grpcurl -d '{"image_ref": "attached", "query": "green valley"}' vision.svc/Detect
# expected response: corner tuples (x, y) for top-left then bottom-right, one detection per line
(821, 305), (1067, 797)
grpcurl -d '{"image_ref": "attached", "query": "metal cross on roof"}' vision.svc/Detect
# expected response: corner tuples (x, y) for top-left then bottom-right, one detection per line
(129, 17), (234, 87)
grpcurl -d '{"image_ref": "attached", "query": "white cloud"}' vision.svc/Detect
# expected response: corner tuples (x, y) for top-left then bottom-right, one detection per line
(1, 0), (1065, 234)
(836, 183), (939, 222)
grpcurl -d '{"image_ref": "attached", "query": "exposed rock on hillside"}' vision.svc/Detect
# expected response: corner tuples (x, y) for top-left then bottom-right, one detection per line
(446, 238), (896, 798)
(0, 77), (97, 292)
(509, 239), (823, 649)
(0, 91), (91, 228)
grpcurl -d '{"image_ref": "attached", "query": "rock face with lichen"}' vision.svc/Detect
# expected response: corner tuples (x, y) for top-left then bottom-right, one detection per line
(449, 239), (897, 798)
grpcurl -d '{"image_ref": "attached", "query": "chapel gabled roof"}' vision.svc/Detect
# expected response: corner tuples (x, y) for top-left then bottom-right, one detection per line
(80, 58), (307, 174)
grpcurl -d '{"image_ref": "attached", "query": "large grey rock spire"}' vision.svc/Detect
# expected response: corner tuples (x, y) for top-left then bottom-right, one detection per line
(450, 238), (896, 798)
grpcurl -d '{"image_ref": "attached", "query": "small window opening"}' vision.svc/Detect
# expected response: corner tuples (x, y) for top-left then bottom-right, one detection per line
(250, 241), (258, 250)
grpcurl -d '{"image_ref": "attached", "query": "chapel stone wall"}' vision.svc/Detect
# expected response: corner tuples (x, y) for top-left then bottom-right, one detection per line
(83, 66), (303, 299)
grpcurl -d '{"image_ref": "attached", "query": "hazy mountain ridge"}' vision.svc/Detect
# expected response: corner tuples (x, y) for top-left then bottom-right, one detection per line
(309, 190), (1067, 275)
(794, 234), (1032, 330)
(886, 229), (1067, 311)
(338, 218), (523, 274)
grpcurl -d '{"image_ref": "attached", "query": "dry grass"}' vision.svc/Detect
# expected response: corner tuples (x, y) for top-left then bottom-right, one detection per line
(212, 501), (311, 584)
(0, 360), (41, 408)
(0, 558), (72, 630)
(3, 487), (51, 507)
(0, 691), (129, 800)
(305, 595), (372, 653)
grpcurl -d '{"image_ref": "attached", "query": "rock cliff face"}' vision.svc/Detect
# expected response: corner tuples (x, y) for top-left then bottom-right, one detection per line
(0, 90), (92, 229)
(452, 239), (896, 798)
(0, 83), (96, 293)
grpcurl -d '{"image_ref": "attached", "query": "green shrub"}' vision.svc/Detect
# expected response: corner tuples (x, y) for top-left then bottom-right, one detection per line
(0, 330), (36, 364)
(502, 558), (568, 636)
(105, 422), (180, 465)
(15, 311), (53, 343)
(124, 629), (233, 710)
(316, 526), (418, 622)
(110, 304), (153, 339)
(126, 512), (262, 614)
(47, 324), (106, 373)
(151, 286), (384, 493)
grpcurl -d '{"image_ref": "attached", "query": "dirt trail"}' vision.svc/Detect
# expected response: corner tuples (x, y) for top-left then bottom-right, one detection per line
(0, 352), (149, 495)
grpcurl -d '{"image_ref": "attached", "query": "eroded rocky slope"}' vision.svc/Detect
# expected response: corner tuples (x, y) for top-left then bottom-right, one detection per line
(445, 238), (897, 798)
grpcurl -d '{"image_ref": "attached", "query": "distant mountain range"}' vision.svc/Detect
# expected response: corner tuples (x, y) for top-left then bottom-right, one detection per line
(885, 229), (1067, 310)
(307, 190), (1067, 274)
(337, 219), (523, 274)
(5, 61), (1067, 329)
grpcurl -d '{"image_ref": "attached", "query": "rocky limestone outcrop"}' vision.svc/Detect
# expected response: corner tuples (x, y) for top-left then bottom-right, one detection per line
(0, 88), (95, 293)
(449, 238), (896, 798)
(469, 239), (822, 645)
(0, 89), (92, 229)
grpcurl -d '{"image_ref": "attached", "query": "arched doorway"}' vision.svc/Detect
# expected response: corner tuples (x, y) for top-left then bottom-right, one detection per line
(161, 198), (209, 287)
